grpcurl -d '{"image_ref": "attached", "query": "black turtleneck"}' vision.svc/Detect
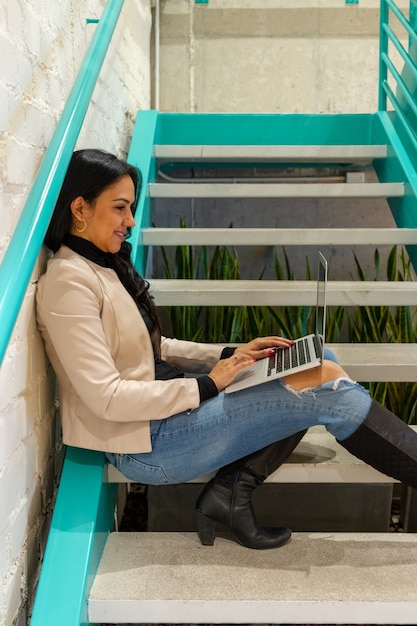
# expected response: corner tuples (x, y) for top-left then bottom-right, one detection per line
(64, 234), (112, 267)
(63, 235), (220, 403)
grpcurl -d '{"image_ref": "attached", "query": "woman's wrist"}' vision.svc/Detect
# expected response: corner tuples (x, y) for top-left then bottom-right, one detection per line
(220, 346), (236, 360)
(197, 375), (219, 402)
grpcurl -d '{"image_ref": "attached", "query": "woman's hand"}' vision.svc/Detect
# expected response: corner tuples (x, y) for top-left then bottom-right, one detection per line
(234, 336), (293, 361)
(207, 336), (294, 392)
(208, 352), (255, 392)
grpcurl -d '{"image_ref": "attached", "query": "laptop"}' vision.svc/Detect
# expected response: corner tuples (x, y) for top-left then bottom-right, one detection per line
(224, 251), (328, 394)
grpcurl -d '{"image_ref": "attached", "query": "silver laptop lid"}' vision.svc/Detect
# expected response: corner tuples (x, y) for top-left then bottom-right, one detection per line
(315, 251), (328, 360)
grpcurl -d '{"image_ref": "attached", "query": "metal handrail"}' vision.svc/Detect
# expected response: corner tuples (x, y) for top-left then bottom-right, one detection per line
(379, 0), (417, 150)
(0, 0), (125, 365)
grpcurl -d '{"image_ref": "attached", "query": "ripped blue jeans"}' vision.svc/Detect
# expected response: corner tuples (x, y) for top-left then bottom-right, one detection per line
(106, 350), (372, 484)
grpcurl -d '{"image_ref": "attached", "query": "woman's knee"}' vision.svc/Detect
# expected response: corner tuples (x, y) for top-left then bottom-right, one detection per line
(323, 347), (339, 364)
(283, 360), (350, 391)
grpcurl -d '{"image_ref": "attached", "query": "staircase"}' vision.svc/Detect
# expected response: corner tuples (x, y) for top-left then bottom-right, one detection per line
(91, 111), (417, 624)
(128, 111), (417, 380)
(26, 0), (417, 621)
(30, 111), (417, 626)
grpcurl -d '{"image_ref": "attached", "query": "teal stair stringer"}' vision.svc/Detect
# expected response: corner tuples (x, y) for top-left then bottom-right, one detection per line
(127, 109), (159, 275)
(29, 447), (116, 626)
(127, 111), (417, 276)
(372, 110), (417, 270)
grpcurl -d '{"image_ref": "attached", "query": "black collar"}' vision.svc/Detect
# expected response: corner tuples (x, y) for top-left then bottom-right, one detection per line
(64, 234), (112, 268)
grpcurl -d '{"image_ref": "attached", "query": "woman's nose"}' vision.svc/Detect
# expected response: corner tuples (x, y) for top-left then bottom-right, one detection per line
(125, 209), (136, 227)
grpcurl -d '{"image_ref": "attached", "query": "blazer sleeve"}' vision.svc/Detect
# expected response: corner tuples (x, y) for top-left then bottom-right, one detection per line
(36, 260), (201, 424)
(161, 336), (224, 373)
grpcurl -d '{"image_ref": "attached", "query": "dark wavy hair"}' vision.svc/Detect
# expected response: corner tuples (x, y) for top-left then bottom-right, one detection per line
(45, 149), (161, 336)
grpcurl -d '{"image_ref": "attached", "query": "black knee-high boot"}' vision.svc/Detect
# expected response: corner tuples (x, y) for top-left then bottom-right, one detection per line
(195, 430), (306, 549)
(337, 399), (417, 488)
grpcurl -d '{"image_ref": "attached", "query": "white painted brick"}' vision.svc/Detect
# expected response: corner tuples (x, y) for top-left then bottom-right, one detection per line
(0, 83), (9, 133)
(0, 463), (23, 531)
(0, 33), (19, 86)
(1, 2), (152, 623)
(16, 51), (35, 100)
(7, 140), (41, 186)
(45, 72), (64, 113)
(9, 346), (29, 399)
(5, 0), (23, 40)
(4, 558), (25, 626)
(24, 102), (45, 147)
(9, 500), (31, 565)
(6, 140), (29, 186)
(0, 400), (28, 468)
(0, 189), (22, 243)
(0, 356), (13, 412)
(0, 522), (10, 584)
(23, 7), (41, 60)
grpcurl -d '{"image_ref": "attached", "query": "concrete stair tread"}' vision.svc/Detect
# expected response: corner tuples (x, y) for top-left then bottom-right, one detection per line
(149, 278), (417, 306)
(154, 144), (388, 162)
(89, 531), (417, 624)
(149, 181), (404, 198)
(143, 226), (417, 246)
(330, 342), (417, 381)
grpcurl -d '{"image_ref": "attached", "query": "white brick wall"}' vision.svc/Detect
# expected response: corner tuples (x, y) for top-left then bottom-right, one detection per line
(0, 1), (151, 624)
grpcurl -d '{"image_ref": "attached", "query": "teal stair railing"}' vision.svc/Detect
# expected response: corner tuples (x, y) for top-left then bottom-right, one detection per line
(0, 2), (126, 625)
(0, 0), (125, 366)
(379, 0), (417, 166)
(373, 0), (417, 267)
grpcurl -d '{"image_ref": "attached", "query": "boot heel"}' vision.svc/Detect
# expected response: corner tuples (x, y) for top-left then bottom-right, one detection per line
(196, 511), (216, 545)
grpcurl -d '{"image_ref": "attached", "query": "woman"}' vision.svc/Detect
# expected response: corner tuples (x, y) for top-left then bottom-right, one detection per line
(36, 149), (417, 550)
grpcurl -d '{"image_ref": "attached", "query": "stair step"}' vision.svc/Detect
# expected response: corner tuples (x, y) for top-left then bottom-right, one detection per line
(154, 144), (388, 163)
(143, 227), (417, 246)
(89, 532), (417, 624)
(149, 279), (417, 306)
(149, 182), (404, 199)
(331, 342), (417, 382)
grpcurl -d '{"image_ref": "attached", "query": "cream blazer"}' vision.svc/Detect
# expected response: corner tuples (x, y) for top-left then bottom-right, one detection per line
(36, 246), (223, 453)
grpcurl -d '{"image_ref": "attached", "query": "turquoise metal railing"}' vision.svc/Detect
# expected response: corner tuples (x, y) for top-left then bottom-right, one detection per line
(0, 0), (125, 365)
(379, 0), (417, 162)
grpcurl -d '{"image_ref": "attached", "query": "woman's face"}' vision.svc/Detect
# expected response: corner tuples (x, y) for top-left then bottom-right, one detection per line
(71, 174), (136, 253)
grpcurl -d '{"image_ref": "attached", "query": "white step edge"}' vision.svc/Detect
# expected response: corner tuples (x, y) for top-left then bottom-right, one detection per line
(331, 342), (417, 382)
(106, 424), (417, 485)
(149, 182), (404, 198)
(154, 144), (388, 162)
(149, 279), (417, 306)
(89, 531), (417, 625)
(143, 227), (417, 246)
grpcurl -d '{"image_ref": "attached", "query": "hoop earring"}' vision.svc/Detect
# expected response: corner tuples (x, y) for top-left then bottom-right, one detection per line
(75, 218), (87, 233)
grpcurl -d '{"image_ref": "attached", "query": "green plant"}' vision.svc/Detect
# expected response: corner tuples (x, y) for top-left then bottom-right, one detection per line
(348, 246), (417, 424)
(159, 219), (205, 340)
(269, 248), (345, 341)
(158, 229), (417, 424)
(161, 234), (280, 341)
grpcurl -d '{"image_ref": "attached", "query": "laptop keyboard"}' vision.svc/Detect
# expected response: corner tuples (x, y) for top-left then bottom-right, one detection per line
(267, 337), (315, 375)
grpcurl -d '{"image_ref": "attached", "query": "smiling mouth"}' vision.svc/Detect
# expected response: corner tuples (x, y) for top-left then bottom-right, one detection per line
(115, 231), (126, 240)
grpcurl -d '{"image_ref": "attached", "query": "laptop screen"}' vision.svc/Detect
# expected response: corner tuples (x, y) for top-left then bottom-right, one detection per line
(315, 252), (328, 360)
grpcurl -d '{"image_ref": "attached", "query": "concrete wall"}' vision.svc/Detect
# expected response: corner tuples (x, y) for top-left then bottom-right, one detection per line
(0, 1), (151, 624)
(157, 0), (391, 113)
(154, 0), (408, 282)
